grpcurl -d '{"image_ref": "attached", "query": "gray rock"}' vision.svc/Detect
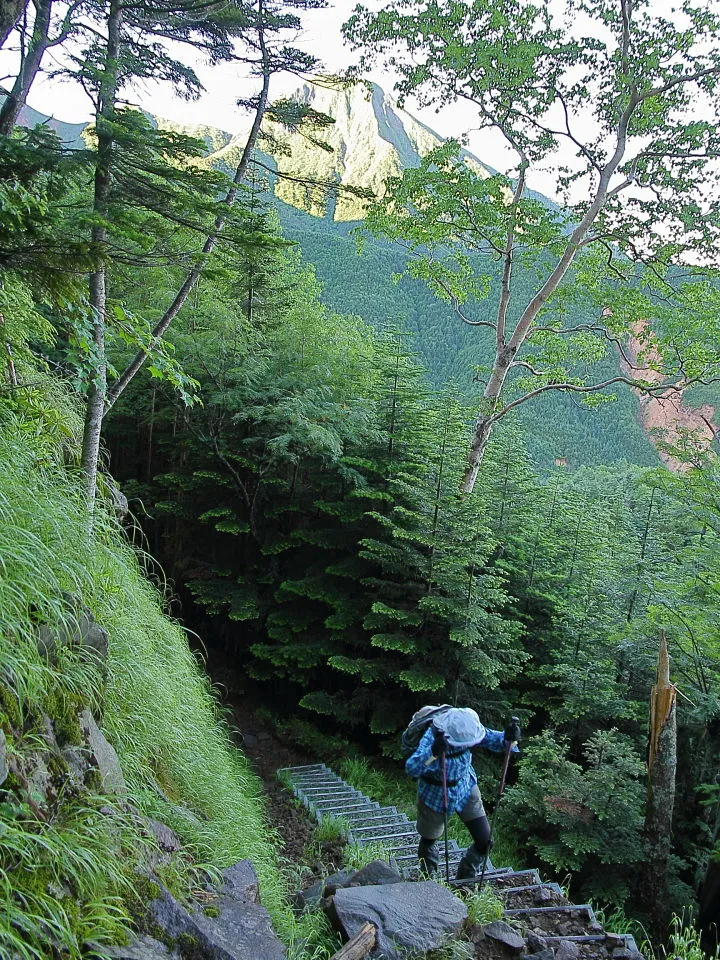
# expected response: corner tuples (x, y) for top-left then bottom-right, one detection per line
(612, 950), (633, 960)
(324, 869), (356, 896)
(77, 609), (109, 665)
(39, 711), (58, 749)
(37, 604), (108, 667)
(0, 729), (7, 786)
(520, 951), (554, 960)
(25, 752), (53, 805)
(330, 880), (467, 960)
(110, 483), (129, 519)
(62, 746), (91, 789)
(293, 870), (355, 913)
(482, 920), (525, 951)
(525, 930), (549, 953)
(345, 860), (403, 888)
(605, 934), (626, 948)
(222, 859), (259, 903)
(106, 936), (179, 959)
(292, 879), (324, 913)
(150, 883), (285, 960)
(555, 941), (581, 960)
(533, 886), (554, 904)
(37, 625), (59, 660)
(147, 820), (181, 854)
(79, 709), (126, 795)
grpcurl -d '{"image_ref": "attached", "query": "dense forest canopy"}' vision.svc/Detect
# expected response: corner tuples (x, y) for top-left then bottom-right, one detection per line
(2, 0), (720, 954)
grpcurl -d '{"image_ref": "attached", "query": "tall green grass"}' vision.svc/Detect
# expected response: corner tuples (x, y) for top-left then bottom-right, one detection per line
(0, 417), (295, 956)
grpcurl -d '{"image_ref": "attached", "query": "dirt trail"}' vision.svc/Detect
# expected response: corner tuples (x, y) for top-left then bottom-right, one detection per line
(202, 650), (344, 868)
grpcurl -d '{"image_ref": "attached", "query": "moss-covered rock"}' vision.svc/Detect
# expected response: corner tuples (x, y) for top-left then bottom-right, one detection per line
(0, 681), (22, 732)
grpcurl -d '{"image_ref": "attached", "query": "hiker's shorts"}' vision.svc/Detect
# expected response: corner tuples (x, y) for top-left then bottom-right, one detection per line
(416, 785), (486, 840)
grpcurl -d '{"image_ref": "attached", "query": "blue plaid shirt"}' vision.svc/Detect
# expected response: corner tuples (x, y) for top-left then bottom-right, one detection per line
(405, 726), (517, 814)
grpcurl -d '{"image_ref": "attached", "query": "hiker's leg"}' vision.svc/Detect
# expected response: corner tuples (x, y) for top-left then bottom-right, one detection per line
(416, 794), (444, 877)
(418, 837), (441, 877)
(455, 787), (491, 881)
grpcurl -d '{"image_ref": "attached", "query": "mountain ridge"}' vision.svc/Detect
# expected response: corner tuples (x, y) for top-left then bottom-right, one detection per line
(8, 81), (495, 220)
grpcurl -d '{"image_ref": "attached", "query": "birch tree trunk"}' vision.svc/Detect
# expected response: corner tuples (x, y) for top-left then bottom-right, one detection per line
(80, 0), (122, 506)
(459, 92), (640, 494)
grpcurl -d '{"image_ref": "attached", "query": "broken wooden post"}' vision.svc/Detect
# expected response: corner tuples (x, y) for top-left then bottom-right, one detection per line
(330, 922), (376, 960)
(643, 631), (677, 942)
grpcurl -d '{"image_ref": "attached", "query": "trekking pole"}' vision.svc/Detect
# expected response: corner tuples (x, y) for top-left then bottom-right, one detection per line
(478, 719), (519, 889)
(441, 749), (450, 884)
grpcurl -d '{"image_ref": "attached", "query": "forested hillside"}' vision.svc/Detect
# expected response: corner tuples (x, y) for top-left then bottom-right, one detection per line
(8, 88), (665, 469)
(3, 0), (720, 957)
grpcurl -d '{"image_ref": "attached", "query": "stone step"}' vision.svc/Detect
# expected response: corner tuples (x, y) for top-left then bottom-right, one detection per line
(497, 882), (565, 897)
(342, 811), (407, 826)
(348, 827), (414, 840)
(311, 800), (380, 815)
(298, 786), (362, 796)
(504, 903), (595, 920)
(348, 819), (415, 832)
(305, 793), (366, 809)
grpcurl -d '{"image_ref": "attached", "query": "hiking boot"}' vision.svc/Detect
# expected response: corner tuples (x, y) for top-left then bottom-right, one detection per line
(455, 843), (487, 881)
(418, 838), (441, 878)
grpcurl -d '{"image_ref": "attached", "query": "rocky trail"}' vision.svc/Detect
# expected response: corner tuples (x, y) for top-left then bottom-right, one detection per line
(208, 657), (645, 960)
(280, 763), (644, 960)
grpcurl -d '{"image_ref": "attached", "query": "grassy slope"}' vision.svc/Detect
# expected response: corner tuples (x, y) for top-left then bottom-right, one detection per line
(0, 396), (297, 957)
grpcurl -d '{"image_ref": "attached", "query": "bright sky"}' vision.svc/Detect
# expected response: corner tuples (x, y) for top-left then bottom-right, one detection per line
(3, 0), (694, 203)
(6, 0), (522, 189)
(15, 0), (389, 128)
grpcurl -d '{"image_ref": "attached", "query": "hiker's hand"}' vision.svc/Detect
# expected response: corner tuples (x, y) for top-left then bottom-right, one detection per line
(504, 717), (522, 745)
(431, 725), (449, 757)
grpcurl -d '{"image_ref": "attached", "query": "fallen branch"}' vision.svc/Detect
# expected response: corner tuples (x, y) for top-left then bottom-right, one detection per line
(330, 922), (377, 960)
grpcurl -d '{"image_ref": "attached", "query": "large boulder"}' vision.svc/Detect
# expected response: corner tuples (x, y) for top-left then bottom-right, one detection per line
(149, 861), (286, 960)
(329, 880), (467, 960)
(107, 936), (179, 959)
(79, 709), (126, 795)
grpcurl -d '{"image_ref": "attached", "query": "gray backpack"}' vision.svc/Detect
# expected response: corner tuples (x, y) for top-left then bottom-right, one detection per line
(400, 704), (453, 757)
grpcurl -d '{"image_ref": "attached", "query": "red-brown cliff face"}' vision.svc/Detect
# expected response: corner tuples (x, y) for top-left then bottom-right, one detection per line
(621, 321), (715, 471)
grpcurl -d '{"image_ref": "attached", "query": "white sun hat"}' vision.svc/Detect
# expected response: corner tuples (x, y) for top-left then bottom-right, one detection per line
(433, 707), (486, 749)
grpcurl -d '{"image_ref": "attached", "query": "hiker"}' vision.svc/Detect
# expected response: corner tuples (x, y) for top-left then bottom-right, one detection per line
(404, 706), (521, 880)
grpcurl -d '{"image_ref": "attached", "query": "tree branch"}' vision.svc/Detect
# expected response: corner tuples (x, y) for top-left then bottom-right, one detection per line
(104, 0), (272, 411)
(490, 372), (720, 425)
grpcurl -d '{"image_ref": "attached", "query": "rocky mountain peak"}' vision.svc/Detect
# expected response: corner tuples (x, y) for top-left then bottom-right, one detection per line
(261, 81), (490, 221)
(200, 80), (490, 221)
